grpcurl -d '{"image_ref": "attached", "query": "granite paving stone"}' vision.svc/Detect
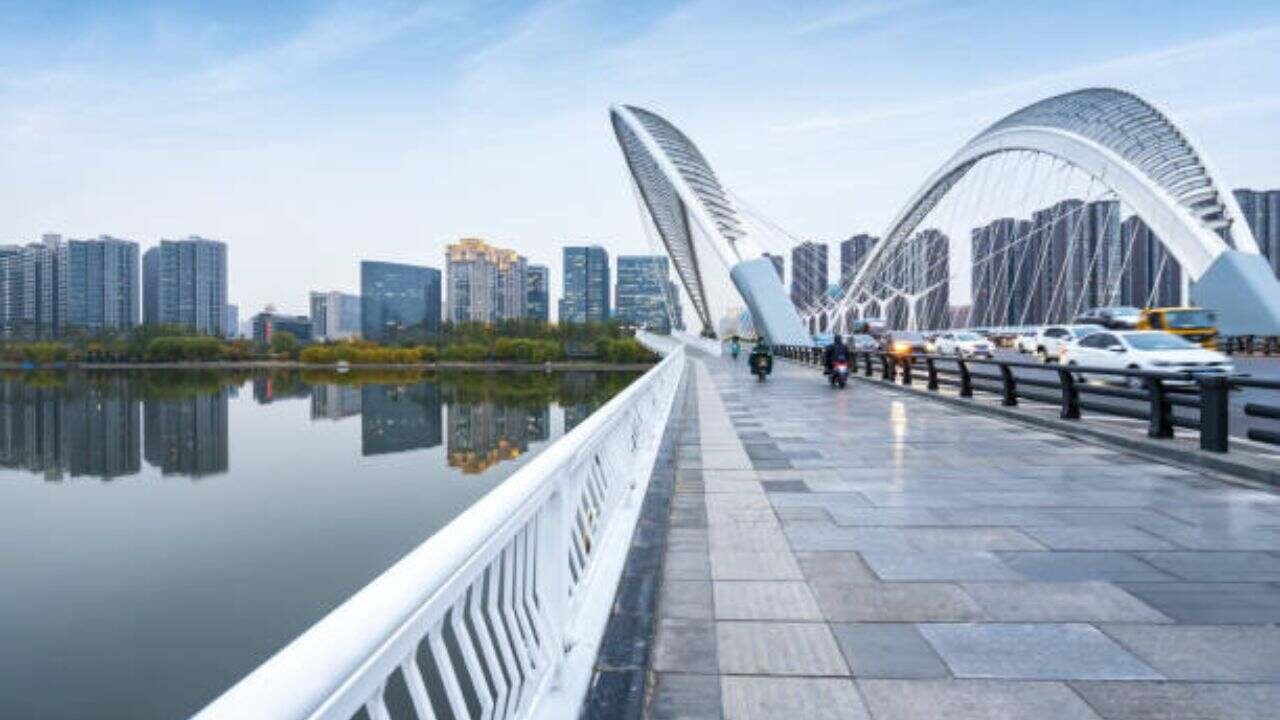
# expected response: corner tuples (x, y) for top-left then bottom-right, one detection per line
(712, 581), (823, 621)
(1117, 581), (1280, 624)
(660, 580), (713, 620)
(720, 676), (869, 720)
(1097, 624), (1280, 681)
(961, 581), (1171, 622)
(811, 581), (986, 622)
(857, 679), (1103, 720)
(1135, 550), (1280, 581)
(1070, 681), (1280, 720)
(830, 623), (950, 679)
(716, 621), (849, 676)
(649, 673), (722, 720)
(793, 551), (880, 584)
(653, 618), (718, 674)
(996, 551), (1176, 582)
(861, 550), (1023, 581)
(918, 623), (1163, 680)
(709, 551), (803, 581)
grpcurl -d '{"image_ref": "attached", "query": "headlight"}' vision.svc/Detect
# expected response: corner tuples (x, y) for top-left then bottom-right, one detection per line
(893, 342), (910, 353)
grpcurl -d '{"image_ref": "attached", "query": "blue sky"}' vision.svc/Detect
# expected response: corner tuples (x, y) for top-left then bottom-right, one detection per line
(2, 0), (1278, 317)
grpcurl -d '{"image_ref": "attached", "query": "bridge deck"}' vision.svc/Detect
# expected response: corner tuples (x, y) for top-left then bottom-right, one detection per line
(644, 351), (1280, 719)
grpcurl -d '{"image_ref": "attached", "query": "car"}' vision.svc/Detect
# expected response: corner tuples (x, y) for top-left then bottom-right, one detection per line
(1032, 324), (1104, 363)
(849, 333), (879, 352)
(1015, 329), (1040, 353)
(1074, 306), (1142, 330)
(1060, 330), (1234, 386)
(886, 331), (928, 357)
(935, 331), (995, 358)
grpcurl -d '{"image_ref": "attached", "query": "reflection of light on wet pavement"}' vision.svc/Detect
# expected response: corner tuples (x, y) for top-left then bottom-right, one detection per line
(891, 400), (907, 463)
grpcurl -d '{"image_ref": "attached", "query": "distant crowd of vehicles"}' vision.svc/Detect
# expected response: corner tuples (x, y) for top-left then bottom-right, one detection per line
(823, 305), (1235, 384)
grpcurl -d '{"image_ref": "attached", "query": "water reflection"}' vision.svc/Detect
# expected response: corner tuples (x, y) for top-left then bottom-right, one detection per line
(0, 369), (638, 482)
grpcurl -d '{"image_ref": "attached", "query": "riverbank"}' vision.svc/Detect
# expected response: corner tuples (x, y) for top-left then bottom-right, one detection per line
(0, 360), (656, 372)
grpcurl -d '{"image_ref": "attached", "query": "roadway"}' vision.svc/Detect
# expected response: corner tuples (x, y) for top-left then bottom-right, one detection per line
(640, 346), (1280, 720)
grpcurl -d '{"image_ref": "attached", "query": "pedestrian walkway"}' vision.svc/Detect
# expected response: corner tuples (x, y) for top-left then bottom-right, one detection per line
(646, 351), (1280, 719)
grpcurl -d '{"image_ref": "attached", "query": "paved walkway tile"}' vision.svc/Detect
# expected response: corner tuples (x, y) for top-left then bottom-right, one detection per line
(721, 677), (869, 720)
(961, 581), (1172, 622)
(1097, 624), (1280, 681)
(716, 621), (848, 675)
(918, 623), (1163, 680)
(1070, 681), (1280, 720)
(635, 352), (1280, 719)
(858, 679), (1103, 719)
(830, 624), (950, 679)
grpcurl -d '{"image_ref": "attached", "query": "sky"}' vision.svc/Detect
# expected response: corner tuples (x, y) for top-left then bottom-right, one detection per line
(2, 0), (1278, 319)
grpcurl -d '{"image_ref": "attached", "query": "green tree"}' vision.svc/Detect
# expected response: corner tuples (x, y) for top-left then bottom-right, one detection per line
(271, 331), (299, 357)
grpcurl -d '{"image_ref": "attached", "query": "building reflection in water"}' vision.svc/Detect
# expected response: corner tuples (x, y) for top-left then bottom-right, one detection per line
(0, 375), (141, 480)
(143, 390), (230, 478)
(360, 383), (443, 456)
(311, 384), (362, 421)
(447, 403), (549, 474)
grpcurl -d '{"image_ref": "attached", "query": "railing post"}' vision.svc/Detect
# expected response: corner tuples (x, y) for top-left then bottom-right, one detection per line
(926, 357), (938, 391)
(881, 354), (893, 381)
(1147, 377), (1174, 439)
(999, 363), (1017, 406)
(901, 357), (913, 386)
(864, 352), (874, 377)
(957, 358), (973, 398)
(1057, 367), (1081, 419)
(537, 484), (570, 672)
(1198, 375), (1230, 452)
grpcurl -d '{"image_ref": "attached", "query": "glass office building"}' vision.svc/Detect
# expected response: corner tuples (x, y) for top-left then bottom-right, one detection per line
(360, 261), (441, 341)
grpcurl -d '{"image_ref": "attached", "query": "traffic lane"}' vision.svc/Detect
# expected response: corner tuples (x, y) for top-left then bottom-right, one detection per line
(925, 349), (1280, 445)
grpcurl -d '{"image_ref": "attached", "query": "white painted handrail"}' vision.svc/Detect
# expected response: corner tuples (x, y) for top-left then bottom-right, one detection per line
(194, 346), (686, 720)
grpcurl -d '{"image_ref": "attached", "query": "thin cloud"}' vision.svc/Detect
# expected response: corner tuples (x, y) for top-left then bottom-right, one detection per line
(792, 0), (920, 35)
(778, 22), (1280, 133)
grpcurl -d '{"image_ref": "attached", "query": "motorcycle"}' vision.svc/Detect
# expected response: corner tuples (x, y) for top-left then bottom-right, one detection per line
(828, 359), (849, 389)
(731, 339), (741, 360)
(749, 346), (773, 382)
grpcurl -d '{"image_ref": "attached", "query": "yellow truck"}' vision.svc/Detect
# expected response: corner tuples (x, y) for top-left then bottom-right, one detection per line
(1136, 307), (1219, 349)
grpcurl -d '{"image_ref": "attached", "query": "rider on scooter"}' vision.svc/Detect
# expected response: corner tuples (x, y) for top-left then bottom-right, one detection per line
(823, 334), (850, 375)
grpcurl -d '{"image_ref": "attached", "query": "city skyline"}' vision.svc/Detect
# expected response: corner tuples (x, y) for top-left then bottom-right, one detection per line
(2, 2), (1278, 321)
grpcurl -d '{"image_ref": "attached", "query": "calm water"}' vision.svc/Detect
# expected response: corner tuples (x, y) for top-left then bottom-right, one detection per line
(0, 368), (638, 720)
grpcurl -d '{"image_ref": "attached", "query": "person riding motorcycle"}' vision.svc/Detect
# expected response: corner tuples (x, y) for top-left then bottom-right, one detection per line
(730, 335), (741, 360)
(823, 334), (851, 374)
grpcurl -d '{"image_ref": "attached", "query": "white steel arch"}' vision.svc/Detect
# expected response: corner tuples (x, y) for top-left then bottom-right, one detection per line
(834, 88), (1280, 334)
(611, 105), (811, 344)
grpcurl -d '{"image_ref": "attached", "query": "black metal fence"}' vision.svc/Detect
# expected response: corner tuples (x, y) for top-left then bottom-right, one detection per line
(769, 345), (1280, 454)
(1221, 336), (1280, 356)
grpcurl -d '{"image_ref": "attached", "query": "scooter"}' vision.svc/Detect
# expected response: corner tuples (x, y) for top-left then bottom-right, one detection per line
(731, 339), (741, 360)
(749, 345), (773, 382)
(828, 359), (850, 389)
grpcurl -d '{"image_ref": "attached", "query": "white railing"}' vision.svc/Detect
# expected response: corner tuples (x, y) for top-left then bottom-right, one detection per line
(673, 329), (722, 356)
(194, 346), (686, 720)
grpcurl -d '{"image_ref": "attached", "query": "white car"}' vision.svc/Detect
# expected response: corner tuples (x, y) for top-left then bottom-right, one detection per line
(1060, 330), (1234, 386)
(935, 331), (994, 358)
(1015, 329), (1040, 354)
(1033, 324), (1103, 362)
(849, 334), (879, 352)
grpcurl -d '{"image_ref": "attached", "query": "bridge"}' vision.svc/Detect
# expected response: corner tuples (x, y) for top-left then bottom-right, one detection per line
(192, 89), (1280, 720)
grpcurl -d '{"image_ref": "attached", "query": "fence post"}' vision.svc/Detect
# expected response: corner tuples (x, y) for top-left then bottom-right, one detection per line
(998, 363), (1018, 406)
(901, 357), (913, 386)
(957, 359), (973, 398)
(864, 352), (874, 377)
(1147, 377), (1174, 439)
(1057, 367), (1081, 419)
(881, 354), (893, 381)
(926, 357), (939, 391)
(1198, 375), (1230, 452)
(537, 486), (569, 661)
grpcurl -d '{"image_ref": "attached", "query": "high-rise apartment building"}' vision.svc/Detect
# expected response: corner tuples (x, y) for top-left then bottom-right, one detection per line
(615, 255), (673, 332)
(60, 235), (139, 333)
(525, 264), (549, 322)
(971, 218), (1033, 327)
(560, 246), (610, 323)
(360, 261), (441, 341)
(142, 236), (227, 335)
(224, 304), (239, 338)
(1234, 189), (1280, 278)
(1121, 216), (1182, 307)
(309, 291), (361, 340)
(445, 238), (526, 324)
(840, 234), (879, 290)
(790, 241), (828, 312)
